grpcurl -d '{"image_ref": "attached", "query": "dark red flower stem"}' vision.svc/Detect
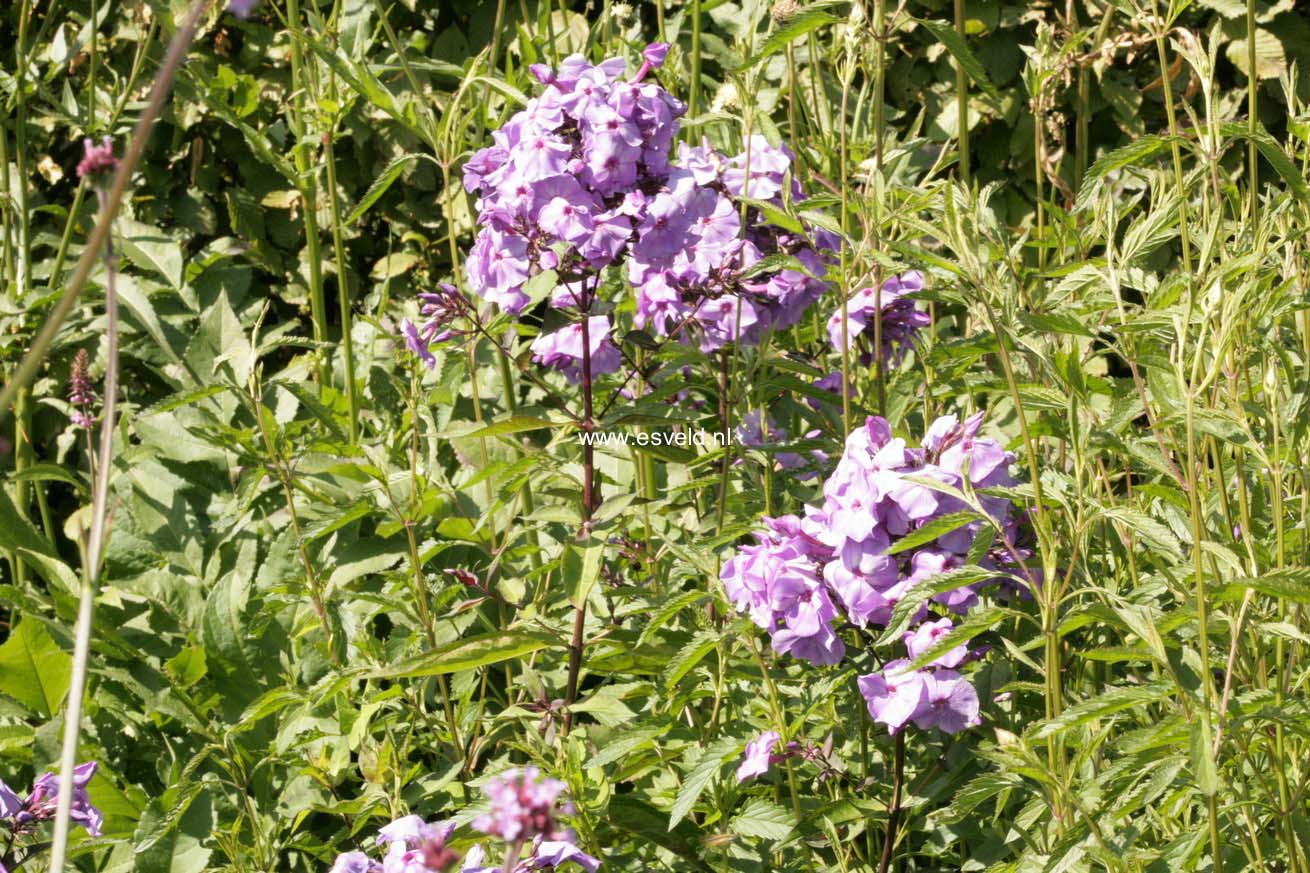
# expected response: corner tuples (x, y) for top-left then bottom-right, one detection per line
(878, 730), (906, 873)
(563, 285), (598, 734)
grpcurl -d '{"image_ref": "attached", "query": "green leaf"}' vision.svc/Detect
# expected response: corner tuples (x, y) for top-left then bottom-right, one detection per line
(1100, 507), (1184, 563)
(1225, 27), (1286, 80)
(1074, 135), (1171, 212)
(118, 218), (184, 288)
(599, 796), (715, 873)
(886, 511), (978, 555)
(201, 571), (262, 678)
(1220, 121), (1309, 200)
(371, 252), (421, 279)
(737, 252), (814, 281)
(134, 786), (213, 873)
(750, 9), (838, 64)
(568, 683), (640, 727)
(1214, 568), (1310, 604)
(730, 798), (795, 840)
(347, 153), (432, 224)
(0, 619), (71, 717)
(1031, 683), (1172, 739)
(440, 416), (560, 439)
(372, 630), (558, 679)
(1190, 717), (1218, 797)
(662, 629), (720, 690)
(669, 736), (740, 830)
(0, 483), (56, 559)
(874, 566), (997, 646)
(914, 18), (999, 99)
(568, 538), (605, 609)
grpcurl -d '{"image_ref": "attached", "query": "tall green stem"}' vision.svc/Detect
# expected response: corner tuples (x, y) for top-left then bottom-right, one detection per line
(286, 0), (329, 386)
(689, 0), (702, 135)
(1151, 1), (1192, 274)
(47, 189), (120, 873)
(323, 129), (359, 442)
(954, 0), (970, 187)
(1245, 0), (1258, 224)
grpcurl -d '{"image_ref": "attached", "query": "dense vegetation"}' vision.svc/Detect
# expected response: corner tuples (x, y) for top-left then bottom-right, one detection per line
(3, 0), (1310, 870)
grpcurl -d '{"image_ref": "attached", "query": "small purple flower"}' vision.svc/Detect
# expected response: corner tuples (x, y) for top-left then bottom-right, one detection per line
(14, 761), (103, 837)
(227, 0), (259, 17)
(642, 43), (670, 69)
(76, 137), (118, 181)
(401, 318), (437, 371)
(736, 730), (781, 782)
(858, 662), (927, 735)
(330, 851), (380, 873)
(472, 767), (571, 843)
(903, 617), (969, 668)
(68, 349), (96, 421)
(529, 316), (622, 384)
(0, 780), (22, 819)
(529, 837), (601, 871)
(827, 271), (930, 364)
(910, 669), (980, 734)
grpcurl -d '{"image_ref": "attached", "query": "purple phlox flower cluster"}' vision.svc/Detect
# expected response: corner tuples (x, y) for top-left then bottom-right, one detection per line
(858, 659), (980, 735)
(402, 283), (471, 371)
(720, 412), (1027, 735)
(76, 137), (117, 182)
(473, 766), (572, 842)
(529, 316), (622, 384)
(0, 761), (103, 838)
(462, 49), (684, 315)
(626, 135), (838, 352)
(460, 48), (838, 355)
(827, 271), (930, 366)
(734, 411), (827, 480)
(68, 348), (97, 429)
(329, 770), (598, 873)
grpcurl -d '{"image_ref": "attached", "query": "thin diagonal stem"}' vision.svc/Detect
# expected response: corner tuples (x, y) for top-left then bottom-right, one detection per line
(47, 189), (121, 873)
(0, 0), (216, 426)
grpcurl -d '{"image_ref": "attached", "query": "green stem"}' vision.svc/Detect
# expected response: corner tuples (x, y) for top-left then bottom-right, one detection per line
(286, 0), (329, 386)
(322, 128), (359, 443)
(954, 0), (970, 187)
(1151, 3), (1192, 274)
(0, 0), (216, 425)
(688, 0), (702, 136)
(1246, 0), (1258, 224)
(47, 187), (120, 873)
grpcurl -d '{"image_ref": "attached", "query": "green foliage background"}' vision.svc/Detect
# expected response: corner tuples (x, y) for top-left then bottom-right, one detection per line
(2, 0), (1310, 871)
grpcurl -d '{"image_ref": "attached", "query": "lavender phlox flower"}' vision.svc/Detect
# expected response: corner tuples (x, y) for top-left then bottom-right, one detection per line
(633, 42), (670, 82)
(858, 661), (928, 735)
(12, 761), (103, 837)
(736, 730), (781, 782)
(722, 411), (1025, 735)
(472, 767), (571, 843)
(903, 617), (969, 669)
(227, 0), (259, 17)
(330, 851), (381, 873)
(910, 669), (981, 733)
(401, 283), (469, 370)
(826, 271), (930, 364)
(0, 780), (22, 819)
(527, 836), (602, 871)
(529, 316), (622, 384)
